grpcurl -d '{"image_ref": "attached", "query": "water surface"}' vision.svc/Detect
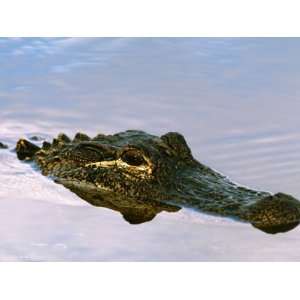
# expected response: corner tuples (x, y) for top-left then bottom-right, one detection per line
(1, 38), (300, 261)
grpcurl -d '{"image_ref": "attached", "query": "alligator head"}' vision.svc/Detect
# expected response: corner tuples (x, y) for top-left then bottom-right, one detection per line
(16, 130), (300, 234)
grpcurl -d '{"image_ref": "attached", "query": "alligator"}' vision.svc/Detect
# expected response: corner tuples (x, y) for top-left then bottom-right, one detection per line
(15, 130), (300, 234)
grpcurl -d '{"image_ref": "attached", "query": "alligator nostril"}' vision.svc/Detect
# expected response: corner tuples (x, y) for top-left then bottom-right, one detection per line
(246, 193), (300, 234)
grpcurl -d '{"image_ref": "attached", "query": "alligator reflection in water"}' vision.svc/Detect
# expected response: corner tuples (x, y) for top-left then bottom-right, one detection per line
(14, 130), (300, 234)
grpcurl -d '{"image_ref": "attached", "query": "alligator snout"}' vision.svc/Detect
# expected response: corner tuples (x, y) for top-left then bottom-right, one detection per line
(245, 193), (300, 234)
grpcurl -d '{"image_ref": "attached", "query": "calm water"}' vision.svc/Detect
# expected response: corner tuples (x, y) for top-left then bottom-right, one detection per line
(1, 38), (300, 261)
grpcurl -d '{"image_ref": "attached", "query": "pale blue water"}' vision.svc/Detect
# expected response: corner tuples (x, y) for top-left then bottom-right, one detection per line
(1, 38), (300, 261)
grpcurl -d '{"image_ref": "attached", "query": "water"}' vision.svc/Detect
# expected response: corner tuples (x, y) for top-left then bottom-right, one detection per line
(1, 37), (300, 261)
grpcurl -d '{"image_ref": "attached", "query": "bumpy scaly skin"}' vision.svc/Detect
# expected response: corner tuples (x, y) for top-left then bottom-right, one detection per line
(16, 130), (300, 233)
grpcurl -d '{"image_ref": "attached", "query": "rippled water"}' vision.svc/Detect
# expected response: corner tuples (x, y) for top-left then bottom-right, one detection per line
(1, 37), (300, 261)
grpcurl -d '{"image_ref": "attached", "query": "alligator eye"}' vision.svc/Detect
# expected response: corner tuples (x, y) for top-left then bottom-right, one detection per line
(121, 150), (146, 166)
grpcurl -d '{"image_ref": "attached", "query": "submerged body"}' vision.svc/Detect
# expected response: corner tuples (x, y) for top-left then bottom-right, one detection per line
(15, 130), (300, 234)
